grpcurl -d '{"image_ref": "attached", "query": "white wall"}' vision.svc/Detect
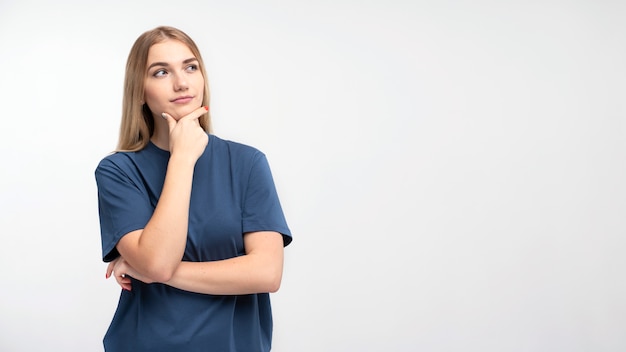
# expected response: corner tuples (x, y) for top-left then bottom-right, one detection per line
(1, 0), (625, 351)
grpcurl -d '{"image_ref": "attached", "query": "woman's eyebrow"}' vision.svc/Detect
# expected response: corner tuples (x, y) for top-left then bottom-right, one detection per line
(147, 57), (198, 70)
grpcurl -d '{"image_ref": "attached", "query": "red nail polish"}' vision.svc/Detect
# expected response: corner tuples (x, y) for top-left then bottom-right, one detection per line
(204, 106), (209, 111)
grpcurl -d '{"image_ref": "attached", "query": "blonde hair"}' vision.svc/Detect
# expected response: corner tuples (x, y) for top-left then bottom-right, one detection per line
(116, 26), (212, 152)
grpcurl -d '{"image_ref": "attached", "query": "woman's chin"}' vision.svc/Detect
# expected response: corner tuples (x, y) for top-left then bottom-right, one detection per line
(171, 104), (202, 120)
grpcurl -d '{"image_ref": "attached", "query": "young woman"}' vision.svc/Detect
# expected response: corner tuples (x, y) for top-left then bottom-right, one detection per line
(95, 26), (292, 352)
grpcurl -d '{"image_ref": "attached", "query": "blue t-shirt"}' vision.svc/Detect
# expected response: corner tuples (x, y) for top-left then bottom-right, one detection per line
(95, 134), (292, 352)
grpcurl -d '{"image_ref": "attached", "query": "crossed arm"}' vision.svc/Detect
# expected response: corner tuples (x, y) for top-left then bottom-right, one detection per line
(104, 107), (285, 295)
(107, 230), (285, 295)
(105, 148), (285, 295)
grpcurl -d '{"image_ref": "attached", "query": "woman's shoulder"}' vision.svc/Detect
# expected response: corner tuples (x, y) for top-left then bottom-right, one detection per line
(210, 134), (265, 159)
(208, 135), (272, 176)
(96, 149), (135, 167)
(95, 148), (152, 176)
(97, 143), (166, 169)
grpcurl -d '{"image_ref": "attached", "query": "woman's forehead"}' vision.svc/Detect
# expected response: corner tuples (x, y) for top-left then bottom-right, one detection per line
(147, 40), (196, 63)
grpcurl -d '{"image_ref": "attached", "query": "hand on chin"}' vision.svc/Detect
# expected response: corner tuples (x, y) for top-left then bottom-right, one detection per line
(168, 104), (202, 121)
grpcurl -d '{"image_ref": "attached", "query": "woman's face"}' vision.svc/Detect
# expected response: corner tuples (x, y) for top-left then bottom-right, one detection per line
(143, 39), (204, 120)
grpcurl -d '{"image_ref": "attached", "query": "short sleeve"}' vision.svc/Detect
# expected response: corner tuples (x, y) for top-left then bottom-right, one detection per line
(95, 158), (154, 262)
(242, 153), (292, 246)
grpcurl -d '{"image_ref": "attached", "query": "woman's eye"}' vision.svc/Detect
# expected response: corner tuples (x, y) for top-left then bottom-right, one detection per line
(186, 64), (198, 72)
(153, 69), (167, 77)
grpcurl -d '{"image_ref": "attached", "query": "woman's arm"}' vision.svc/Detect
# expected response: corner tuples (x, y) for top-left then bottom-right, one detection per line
(166, 231), (285, 294)
(108, 231), (285, 294)
(114, 107), (208, 283)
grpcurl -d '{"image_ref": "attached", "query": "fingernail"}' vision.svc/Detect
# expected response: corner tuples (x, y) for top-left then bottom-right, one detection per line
(161, 112), (167, 119)
(204, 106), (209, 111)
(105, 272), (110, 279)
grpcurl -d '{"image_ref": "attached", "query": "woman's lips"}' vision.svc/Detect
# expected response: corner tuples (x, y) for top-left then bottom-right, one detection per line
(171, 96), (194, 104)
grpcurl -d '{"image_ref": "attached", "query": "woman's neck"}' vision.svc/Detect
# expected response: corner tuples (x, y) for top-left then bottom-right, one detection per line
(150, 117), (170, 151)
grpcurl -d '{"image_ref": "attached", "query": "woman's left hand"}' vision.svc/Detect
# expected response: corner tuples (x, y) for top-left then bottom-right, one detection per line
(106, 256), (154, 291)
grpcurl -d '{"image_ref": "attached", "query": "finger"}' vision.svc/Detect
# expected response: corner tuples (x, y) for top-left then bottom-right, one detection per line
(115, 273), (133, 291)
(106, 258), (120, 279)
(178, 105), (209, 123)
(106, 261), (114, 279)
(121, 276), (132, 291)
(161, 112), (177, 133)
(120, 280), (132, 291)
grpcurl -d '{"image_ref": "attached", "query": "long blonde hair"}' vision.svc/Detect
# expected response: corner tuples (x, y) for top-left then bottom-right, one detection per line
(116, 26), (212, 152)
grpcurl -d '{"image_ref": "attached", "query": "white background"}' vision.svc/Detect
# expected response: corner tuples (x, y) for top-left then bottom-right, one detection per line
(1, 0), (625, 351)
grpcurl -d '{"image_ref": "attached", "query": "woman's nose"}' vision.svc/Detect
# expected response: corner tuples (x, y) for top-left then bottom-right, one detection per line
(173, 74), (188, 91)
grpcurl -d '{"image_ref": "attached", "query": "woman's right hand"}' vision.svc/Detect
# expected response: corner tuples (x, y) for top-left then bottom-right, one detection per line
(162, 106), (209, 163)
